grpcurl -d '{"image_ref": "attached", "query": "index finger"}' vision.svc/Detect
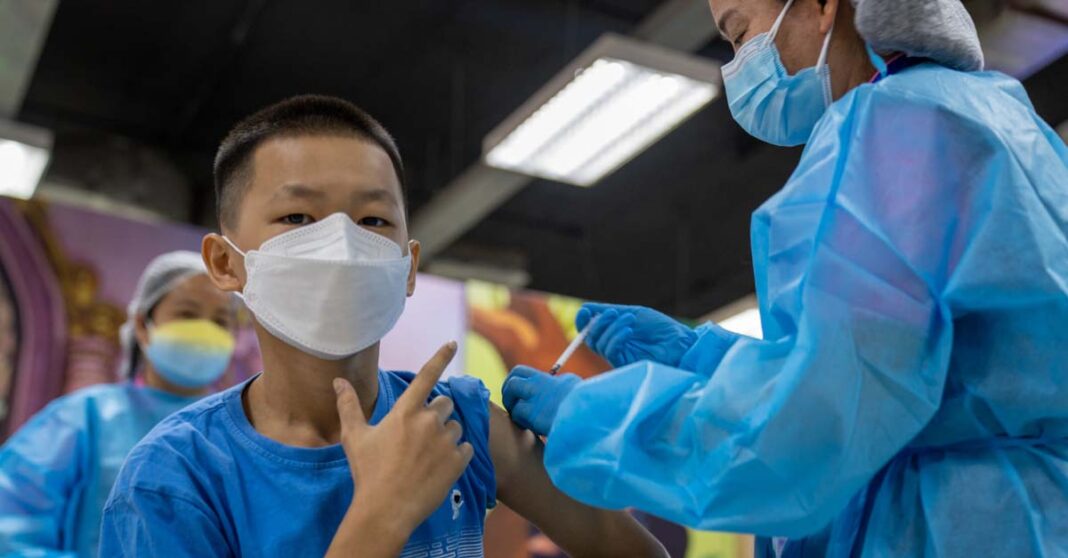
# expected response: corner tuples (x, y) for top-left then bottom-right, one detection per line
(397, 341), (457, 410)
(586, 309), (618, 347)
(334, 378), (369, 433)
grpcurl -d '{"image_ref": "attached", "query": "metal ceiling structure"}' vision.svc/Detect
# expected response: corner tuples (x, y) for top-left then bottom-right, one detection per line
(411, 0), (718, 260)
(0, 0), (58, 117)
(10, 0), (1068, 318)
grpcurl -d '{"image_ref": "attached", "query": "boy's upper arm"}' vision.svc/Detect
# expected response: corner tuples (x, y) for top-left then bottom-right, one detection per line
(488, 403), (666, 558)
(487, 403), (528, 493)
(101, 488), (230, 558)
(489, 402), (560, 509)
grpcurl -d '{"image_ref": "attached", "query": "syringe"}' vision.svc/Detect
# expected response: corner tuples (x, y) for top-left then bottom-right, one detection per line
(548, 315), (599, 375)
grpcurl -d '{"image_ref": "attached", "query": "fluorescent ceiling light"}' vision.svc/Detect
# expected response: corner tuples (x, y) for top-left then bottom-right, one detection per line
(0, 119), (52, 200)
(483, 33), (720, 187)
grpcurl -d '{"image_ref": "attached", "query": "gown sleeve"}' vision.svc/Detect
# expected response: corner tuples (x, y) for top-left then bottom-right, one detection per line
(540, 82), (1009, 537)
(0, 398), (87, 557)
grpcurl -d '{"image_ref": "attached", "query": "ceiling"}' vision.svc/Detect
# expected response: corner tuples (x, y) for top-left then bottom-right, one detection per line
(15, 0), (1068, 318)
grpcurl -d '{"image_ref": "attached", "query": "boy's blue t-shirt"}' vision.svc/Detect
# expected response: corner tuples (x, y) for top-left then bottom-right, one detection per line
(99, 371), (496, 557)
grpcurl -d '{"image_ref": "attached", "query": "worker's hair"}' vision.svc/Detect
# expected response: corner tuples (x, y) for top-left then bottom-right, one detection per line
(213, 94), (406, 228)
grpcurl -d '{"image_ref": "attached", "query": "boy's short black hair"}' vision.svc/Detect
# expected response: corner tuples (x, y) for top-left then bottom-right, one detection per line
(213, 94), (406, 228)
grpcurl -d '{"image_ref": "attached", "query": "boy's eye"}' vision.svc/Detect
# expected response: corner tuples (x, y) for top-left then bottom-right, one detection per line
(282, 214), (314, 226)
(358, 217), (390, 228)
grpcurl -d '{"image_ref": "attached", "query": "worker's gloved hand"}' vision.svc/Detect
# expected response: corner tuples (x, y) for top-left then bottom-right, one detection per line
(502, 366), (581, 437)
(577, 303), (698, 368)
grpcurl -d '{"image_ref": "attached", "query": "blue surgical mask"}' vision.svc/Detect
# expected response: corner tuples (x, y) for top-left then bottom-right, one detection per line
(144, 319), (236, 389)
(721, 0), (835, 146)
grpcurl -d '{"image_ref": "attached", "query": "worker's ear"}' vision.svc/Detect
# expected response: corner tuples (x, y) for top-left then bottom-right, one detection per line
(819, 0), (839, 35)
(406, 240), (420, 297)
(202, 233), (246, 293)
(134, 313), (150, 349)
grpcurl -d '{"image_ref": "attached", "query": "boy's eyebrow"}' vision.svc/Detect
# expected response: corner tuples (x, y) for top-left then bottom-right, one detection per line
(353, 188), (399, 205)
(273, 183), (327, 201)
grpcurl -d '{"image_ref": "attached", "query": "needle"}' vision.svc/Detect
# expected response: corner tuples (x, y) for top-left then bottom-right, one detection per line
(549, 315), (599, 375)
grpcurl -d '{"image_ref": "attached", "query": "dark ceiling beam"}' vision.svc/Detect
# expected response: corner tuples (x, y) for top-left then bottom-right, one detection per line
(632, 0), (719, 51)
(171, 0), (270, 142)
(411, 0), (719, 261)
(0, 0), (58, 118)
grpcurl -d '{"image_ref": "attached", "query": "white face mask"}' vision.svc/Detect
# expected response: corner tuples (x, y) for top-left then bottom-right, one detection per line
(225, 213), (412, 360)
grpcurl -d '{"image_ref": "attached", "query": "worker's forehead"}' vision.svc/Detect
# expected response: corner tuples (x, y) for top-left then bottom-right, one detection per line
(708, 0), (770, 22)
(709, 0), (782, 38)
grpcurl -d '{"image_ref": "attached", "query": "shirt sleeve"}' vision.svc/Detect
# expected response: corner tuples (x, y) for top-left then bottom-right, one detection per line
(0, 399), (85, 557)
(100, 488), (231, 558)
(446, 376), (497, 510)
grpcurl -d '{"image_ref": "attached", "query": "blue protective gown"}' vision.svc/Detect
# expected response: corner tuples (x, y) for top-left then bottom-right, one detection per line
(544, 62), (1068, 557)
(0, 383), (198, 558)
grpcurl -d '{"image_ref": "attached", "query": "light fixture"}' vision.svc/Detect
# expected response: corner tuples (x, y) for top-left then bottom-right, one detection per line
(483, 33), (720, 187)
(0, 119), (53, 200)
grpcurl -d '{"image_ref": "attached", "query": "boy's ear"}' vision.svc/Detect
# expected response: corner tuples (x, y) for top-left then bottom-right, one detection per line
(406, 240), (420, 297)
(202, 234), (245, 293)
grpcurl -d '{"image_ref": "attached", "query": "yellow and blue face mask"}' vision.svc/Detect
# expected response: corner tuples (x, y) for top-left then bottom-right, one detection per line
(145, 319), (236, 389)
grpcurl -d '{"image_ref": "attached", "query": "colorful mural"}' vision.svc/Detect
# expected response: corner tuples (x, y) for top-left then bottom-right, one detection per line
(465, 281), (752, 558)
(0, 197), (263, 439)
(0, 268), (16, 430)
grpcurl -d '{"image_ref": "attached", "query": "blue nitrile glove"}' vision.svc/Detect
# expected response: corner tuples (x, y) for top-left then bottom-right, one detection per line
(576, 303), (699, 368)
(502, 366), (581, 437)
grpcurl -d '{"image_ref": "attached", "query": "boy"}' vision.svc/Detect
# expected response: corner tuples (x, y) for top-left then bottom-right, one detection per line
(99, 95), (668, 558)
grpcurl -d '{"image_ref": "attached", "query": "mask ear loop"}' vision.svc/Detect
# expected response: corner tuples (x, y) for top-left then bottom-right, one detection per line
(768, 0), (796, 42)
(137, 318), (155, 369)
(220, 237), (249, 301)
(222, 236), (248, 258)
(816, 19), (836, 107)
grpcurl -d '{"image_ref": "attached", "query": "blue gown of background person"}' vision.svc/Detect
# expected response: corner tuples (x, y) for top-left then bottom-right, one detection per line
(534, 62), (1068, 556)
(0, 384), (198, 557)
(0, 250), (213, 558)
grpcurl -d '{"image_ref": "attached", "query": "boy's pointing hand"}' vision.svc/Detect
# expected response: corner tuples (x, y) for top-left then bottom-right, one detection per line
(334, 341), (472, 532)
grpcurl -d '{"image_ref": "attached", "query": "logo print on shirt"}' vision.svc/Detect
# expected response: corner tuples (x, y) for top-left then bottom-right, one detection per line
(451, 489), (464, 520)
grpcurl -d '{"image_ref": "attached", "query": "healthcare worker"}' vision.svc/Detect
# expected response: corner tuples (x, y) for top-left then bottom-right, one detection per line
(503, 0), (1068, 556)
(0, 251), (237, 557)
